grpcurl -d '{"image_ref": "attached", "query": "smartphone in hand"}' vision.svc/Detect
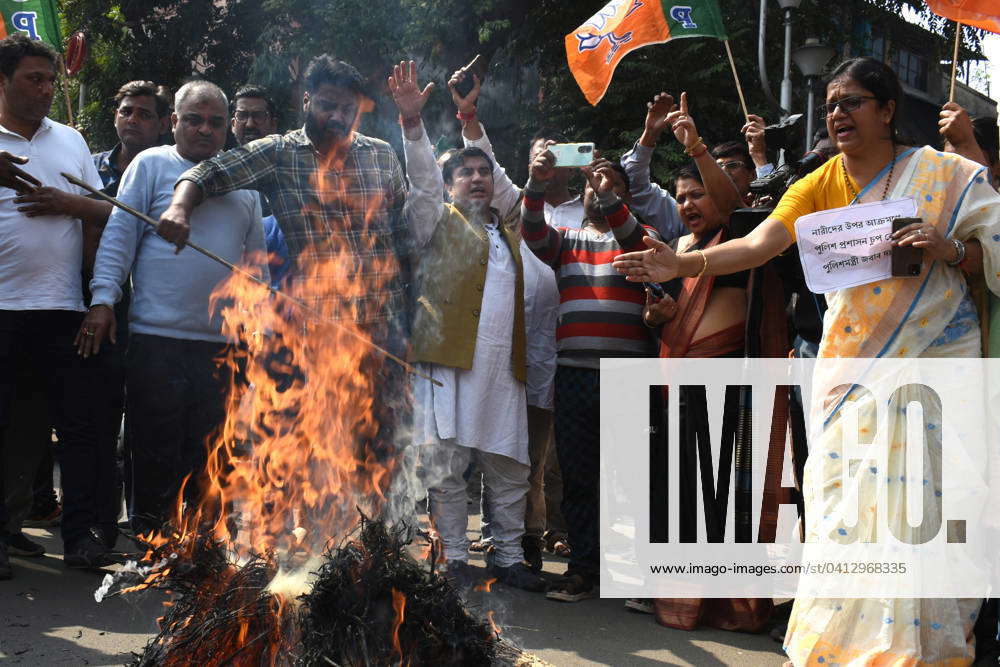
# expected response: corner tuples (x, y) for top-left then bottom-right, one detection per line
(549, 142), (595, 168)
(891, 217), (923, 277)
(453, 55), (485, 98)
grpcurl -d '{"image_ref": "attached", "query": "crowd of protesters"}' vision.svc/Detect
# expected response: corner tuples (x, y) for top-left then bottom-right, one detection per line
(1, 25), (1000, 665)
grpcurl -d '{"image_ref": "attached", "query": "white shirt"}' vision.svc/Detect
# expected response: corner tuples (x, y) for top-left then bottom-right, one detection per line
(756, 163), (775, 178)
(463, 123), (584, 228)
(0, 118), (102, 311)
(544, 196), (585, 229)
(412, 216), (530, 464)
(522, 241), (557, 410)
(404, 127), (538, 463)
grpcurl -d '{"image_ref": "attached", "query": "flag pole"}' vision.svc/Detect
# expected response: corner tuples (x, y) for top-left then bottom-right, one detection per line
(723, 39), (750, 120)
(949, 21), (962, 103)
(58, 55), (74, 127)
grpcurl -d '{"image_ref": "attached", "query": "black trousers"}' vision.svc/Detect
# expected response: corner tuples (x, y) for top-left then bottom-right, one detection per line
(125, 334), (231, 537)
(2, 366), (49, 535)
(0, 310), (101, 547)
(553, 365), (600, 579)
(92, 299), (128, 542)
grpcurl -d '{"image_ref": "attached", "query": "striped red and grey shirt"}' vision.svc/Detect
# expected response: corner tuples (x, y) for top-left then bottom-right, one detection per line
(521, 179), (658, 369)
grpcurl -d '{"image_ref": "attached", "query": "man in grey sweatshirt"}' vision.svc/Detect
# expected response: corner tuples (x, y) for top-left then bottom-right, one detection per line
(79, 80), (266, 537)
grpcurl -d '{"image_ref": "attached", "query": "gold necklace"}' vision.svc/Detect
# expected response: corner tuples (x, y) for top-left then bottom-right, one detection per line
(842, 147), (898, 202)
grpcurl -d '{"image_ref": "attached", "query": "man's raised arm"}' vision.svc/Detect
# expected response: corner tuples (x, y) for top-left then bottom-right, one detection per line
(521, 145), (564, 268)
(389, 60), (444, 249)
(449, 61), (520, 218)
(620, 92), (684, 241)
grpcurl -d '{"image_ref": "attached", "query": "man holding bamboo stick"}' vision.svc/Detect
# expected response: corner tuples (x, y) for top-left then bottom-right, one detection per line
(80, 80), (266, 538)
(155, 56), (438, 474)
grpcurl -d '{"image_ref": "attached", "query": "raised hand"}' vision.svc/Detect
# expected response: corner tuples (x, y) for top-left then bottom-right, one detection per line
(613, 236), (680, 282)
(665, 92), (700, 151)
(529, 141), (557, 182)
(644, 92), (676, 138)
(388, 60), (435, 120)
(447, 55), (482, 114)
(741, 114), (767, 165)
(582, 162), (617, 197)
(939, 102), (976, 152)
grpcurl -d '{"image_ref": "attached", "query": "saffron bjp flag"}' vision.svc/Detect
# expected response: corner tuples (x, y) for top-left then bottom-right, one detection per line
(925, 0), (1000, 33)
(566, 0), (728, 105)
(0, 0), (63, 49)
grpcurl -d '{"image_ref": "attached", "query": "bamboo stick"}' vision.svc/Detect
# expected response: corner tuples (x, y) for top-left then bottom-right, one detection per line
(62, 172), (441, 386)
(949, 22), (962, 103)
(724, 39), (750, 120)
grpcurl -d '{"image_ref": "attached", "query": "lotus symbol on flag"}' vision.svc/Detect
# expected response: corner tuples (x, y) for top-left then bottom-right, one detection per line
(576, 30), (635, 64)
(565, 0), (729, 105)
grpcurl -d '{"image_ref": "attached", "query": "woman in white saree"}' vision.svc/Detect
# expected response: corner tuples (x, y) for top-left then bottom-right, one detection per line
(612, 57), (1000, 665)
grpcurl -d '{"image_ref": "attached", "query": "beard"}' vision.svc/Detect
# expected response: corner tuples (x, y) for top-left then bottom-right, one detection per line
(305, 112), (350, 145)
(583, 196), (602, 221)
(458, 198), (492, 225)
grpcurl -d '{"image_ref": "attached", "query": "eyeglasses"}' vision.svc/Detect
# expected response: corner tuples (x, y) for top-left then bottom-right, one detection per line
(717, 160), (748, 172)
(233, 109), (271, 123)
(817, 95), (878, 119)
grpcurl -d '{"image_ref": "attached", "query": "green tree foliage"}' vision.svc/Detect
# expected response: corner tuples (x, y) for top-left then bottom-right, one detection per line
(63, 0), (987, 186)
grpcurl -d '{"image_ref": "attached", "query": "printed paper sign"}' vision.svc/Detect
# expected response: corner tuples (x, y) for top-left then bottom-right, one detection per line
(794, 198), (917, 293)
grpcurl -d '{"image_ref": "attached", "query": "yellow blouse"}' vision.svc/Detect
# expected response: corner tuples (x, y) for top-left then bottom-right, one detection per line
(770, 155), (855, 241)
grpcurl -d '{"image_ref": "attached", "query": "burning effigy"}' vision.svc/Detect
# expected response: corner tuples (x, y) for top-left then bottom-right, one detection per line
(94, 241), (540, 665)
(119, 517), (499, 666)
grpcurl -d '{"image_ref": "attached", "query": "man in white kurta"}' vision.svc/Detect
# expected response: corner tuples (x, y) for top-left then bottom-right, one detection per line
(389, 63), (546, 592)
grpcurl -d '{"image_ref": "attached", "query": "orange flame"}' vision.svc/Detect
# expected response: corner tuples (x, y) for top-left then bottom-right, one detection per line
(473, 577), (497, 593)
(486, 610), (501, 637)
(125, 111), (417, 664)
(391, 587), (406, 662)
(159, 229), (402, 559)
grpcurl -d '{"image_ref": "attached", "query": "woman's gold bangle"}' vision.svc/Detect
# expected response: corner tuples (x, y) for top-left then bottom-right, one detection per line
(685, 138), (706, 156)
(694, 249), (708, 278)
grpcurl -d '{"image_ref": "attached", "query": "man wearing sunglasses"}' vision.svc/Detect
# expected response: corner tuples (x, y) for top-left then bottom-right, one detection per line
(82, 80), (267, 538)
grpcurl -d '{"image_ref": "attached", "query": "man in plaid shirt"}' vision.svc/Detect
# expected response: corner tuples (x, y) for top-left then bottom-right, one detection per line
(156, 56), (438, 471)
(156, 56), (439, 341)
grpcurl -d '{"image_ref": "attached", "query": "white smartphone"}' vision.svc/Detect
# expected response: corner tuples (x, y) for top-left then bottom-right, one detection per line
(549, 142), (595, 167)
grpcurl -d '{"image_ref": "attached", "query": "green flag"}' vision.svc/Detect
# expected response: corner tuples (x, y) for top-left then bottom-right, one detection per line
(0, 0), (62, 50)
(663, 0), (728, 40)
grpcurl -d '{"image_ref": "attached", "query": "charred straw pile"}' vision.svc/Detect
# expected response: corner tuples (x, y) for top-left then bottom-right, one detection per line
(128, 516), (498, 666)
(133, 538), (296, 666)
(298, 516), (496, 665)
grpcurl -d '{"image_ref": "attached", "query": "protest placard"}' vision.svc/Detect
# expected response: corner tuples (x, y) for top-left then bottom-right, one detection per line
(794, 198), (917, 293)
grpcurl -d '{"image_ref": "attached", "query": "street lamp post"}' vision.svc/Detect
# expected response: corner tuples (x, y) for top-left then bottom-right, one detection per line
(777, 0), (802, 119)
(793, 37), (836, 148)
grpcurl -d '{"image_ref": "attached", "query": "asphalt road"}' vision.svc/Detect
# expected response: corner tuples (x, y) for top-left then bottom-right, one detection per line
(0, 524), (788, 666)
